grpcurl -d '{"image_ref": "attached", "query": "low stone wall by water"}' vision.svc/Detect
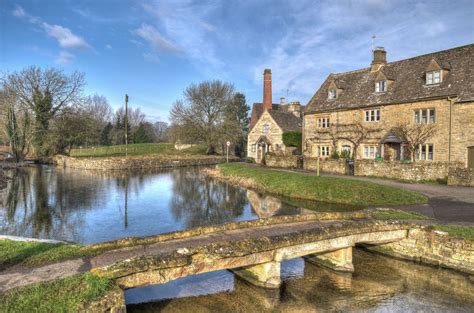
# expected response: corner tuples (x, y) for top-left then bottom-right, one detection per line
(54, 155), (238, 170)
(365, 228), (474, 274)
(354, 160), (460, 182)
(448, 167), (474, 186)
(304, 158), (348, 175)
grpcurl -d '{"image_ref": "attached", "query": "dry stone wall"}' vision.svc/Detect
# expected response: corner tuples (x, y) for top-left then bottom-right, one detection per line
(448, 167), (474, 186)
(265, 155), (300, 168)
(354, 160), (459, 181)
(367, 228), (474, 274)
(304, 158), (348, 174)
(54, 155), (238, 170)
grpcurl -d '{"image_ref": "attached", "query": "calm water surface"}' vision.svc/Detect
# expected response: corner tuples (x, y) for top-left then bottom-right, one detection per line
(128, 249), (474, 312)
(0, 165), (358, 244)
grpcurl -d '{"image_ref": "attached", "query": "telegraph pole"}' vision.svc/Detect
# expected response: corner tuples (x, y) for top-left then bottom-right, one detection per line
(125, 94), (129, 157)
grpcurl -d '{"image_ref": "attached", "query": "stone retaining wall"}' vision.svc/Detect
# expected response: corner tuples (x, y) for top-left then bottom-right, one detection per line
(365, 228), (474, 274)
(54, 155), (238, 170)
(304, 158), (348, 175)
(448, 167), (474, 186)
(354, 160), (460, 182)
(265, 155), (300, 168)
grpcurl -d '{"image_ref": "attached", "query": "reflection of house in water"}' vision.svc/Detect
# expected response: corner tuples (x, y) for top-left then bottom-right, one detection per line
(246, 190), (282, 218)
(246, 190), (312, 218)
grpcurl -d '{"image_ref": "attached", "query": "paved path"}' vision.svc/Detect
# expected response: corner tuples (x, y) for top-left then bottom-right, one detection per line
(268, 167), (474, 223)
(0, 219), (409, 293)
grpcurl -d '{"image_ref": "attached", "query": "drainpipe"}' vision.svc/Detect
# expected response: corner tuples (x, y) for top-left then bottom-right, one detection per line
(447, 96), (458, 163)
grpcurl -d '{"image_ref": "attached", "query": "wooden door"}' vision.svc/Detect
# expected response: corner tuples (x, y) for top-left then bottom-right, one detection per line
(468, 146), (474, 169)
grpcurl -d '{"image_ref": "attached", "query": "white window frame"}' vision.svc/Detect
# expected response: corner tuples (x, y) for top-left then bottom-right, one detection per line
(426, 70), (441, 85)
(251, 144), (256, 153)
(375, 80), (387, 93)
(414, 108), (435, 124)
(262, 124), (270, 134)
(328, 88), (337, 100)
(364, 108), (380, 122)
(363, 145), (378, 159)
(416, 143), (434, 161)
(319, 145), (330, 157)
(317, 116), (330, 128)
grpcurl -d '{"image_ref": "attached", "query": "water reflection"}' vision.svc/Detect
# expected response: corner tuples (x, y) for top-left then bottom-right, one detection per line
(1, 166), (333, 244)
(128, 249), (474, 312)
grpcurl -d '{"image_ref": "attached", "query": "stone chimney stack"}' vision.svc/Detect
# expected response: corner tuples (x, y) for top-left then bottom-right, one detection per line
(280, 97), (286, 105)
(371, 47), (387, 71)
(263, 69), (272, 110)
(288, 101), (301, 118)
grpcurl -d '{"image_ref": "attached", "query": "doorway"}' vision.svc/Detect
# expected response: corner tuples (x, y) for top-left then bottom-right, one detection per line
(468, 146), (474, 169)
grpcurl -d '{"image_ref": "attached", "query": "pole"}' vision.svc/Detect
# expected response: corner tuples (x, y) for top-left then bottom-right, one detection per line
(125, 94), (129, 157)
(226, 145), (229, 163)
(317, 157), (320, 177)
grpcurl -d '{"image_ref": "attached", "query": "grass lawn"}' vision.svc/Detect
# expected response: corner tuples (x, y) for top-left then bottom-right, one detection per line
(217, 163), (427, 206)
(70, 143), (207, 158)
(0, 273), (111, 313)
(431, 225), (474, 241)
(0, 240), (97, 268)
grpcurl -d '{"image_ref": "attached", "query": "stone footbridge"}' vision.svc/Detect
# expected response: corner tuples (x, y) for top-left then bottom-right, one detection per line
(89, 219), (411, 290)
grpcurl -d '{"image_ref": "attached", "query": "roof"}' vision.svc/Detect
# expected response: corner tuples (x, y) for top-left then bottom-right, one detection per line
(249, 103), (305, 130)
(305, 44), (474, 114)
(267, 110), (302, 132)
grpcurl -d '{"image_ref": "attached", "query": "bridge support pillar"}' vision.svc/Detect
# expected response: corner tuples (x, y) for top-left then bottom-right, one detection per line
(231, 261), (281, 288)
(305, 246), (354, 272)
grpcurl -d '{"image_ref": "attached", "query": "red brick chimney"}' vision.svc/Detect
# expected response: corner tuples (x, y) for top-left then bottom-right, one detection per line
(263, 69), (272, 110)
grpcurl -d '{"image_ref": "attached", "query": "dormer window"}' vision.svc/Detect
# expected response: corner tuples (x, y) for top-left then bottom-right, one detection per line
(328, 88), (337, 100)
(375, 80), (387, 93)
(426, 70), (441, 85)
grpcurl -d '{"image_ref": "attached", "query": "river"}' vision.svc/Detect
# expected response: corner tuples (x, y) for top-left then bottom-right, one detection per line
(0, 165), (472, 312)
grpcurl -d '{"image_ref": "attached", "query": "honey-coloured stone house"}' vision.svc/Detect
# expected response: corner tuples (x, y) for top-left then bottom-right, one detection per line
(303, 44), (474, 168)
(247, 69), (303, 163)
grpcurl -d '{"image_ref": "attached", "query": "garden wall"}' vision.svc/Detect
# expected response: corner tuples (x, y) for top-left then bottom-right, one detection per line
(448, 167), (474, 187)
(265, 155), (300, 169)
(354, 160), (460, 182)
(365, 228), (474, 274)
(304, 158), (348, 175)
(54, 155), (238, 170)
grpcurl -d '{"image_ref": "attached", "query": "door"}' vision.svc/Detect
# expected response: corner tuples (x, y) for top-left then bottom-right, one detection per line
(468, 146), (474, 169)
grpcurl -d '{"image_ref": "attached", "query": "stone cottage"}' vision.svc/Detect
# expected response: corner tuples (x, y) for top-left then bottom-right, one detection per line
(303, 44), (474, 167)
(247, 69), (304, 163)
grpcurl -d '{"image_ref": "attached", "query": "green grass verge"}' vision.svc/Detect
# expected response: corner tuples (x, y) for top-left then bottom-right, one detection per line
(371, 210), (430, 220)
(70, 143), (207, 158)
(218, 163), (427, 206)
(431, 225), (474, 241)
(0, 273), (111, 313)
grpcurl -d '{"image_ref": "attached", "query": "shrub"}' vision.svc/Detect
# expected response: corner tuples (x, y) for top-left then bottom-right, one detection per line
(340, 150), (351, 159)
(282, 132), (302, 149)
(331, 150), (340, 159)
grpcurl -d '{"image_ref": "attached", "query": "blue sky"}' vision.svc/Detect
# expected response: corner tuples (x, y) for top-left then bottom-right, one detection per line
(1, 0), (473, 122)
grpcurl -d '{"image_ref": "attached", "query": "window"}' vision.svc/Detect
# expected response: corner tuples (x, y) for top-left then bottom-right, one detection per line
(426, 70), (441, 85)
(262, 124), (269, 134)
(416, 143), (434, 160)
(317, 116), (330, 128)
(251, 144), (256, 153)
(414, 108), (435, 124)
(364, 108), (381, 122)
(364, 146), (378, 159)
(328, 88), (337, 99)
(319, 146), (330, 157)
(375, 80), (387, 93)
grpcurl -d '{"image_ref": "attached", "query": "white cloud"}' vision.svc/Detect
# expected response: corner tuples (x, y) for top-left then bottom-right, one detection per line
(55, 51), (75, 64)
(42, 23), (90, 49)
(12, 5), (25, 17)
(134, 23), (179, 52)
(143, 52), (160, 63)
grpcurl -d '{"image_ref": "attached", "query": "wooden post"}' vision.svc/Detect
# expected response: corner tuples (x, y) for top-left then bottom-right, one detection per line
(317, 157), (320, 177)
(125, 94), (129, 157)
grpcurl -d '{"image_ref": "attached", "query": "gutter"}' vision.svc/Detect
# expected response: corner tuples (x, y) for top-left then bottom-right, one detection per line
(447, 96), (458, 162)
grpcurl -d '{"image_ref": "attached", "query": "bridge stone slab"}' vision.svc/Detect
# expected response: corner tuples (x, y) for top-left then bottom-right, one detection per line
(305, 247), (354, 272)
(231, 261), (281, 288)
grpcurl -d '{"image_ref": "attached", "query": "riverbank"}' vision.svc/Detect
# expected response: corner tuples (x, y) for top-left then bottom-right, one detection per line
(206, 163), (427, 206)
(54, 154), (239, 170)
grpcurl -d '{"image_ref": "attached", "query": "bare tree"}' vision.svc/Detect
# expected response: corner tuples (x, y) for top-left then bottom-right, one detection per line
(394, 122), (437, 162)
(153, 121), (169, 142)
(114, 107), (145, 129)
(1, 66), (85, 156)
(83, 94), (113, 124)
(170, 80), (235, 154)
